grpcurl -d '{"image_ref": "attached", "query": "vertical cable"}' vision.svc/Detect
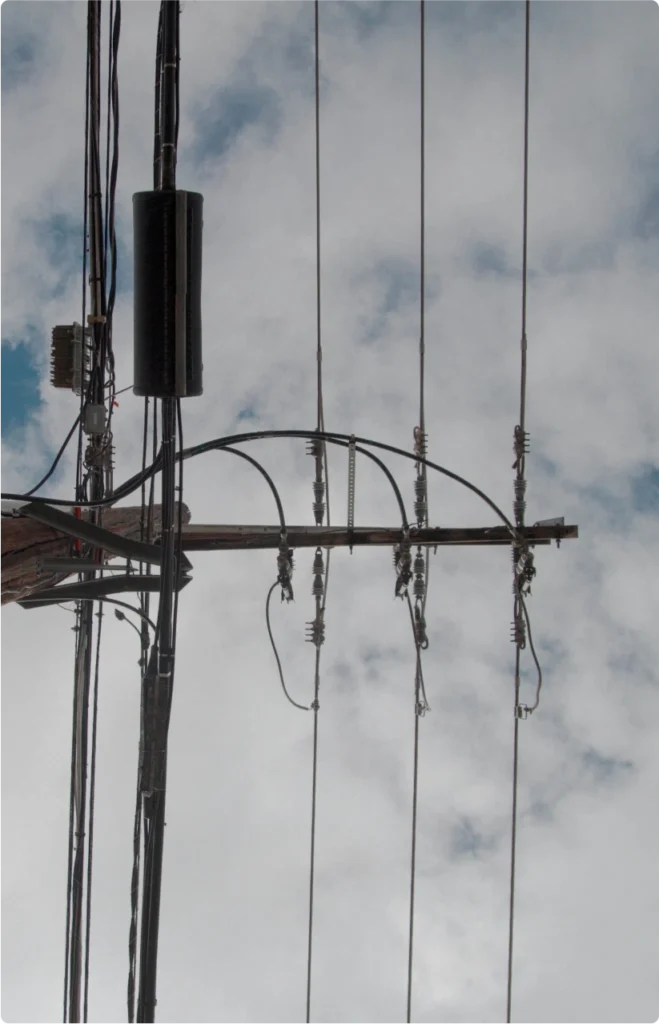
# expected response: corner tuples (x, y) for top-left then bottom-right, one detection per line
(407, 5), (426, 1020)
(418, 0), (426, 446)
(306, 3), (328, 1019)
(506, 655), (521, 1023)
(518, 0), (530, 449)
(406, 669), (422, 1023)
(63, 619), (82, 1023)
(507, 4), (531, 1021)
(306, 652), (320, 1024)
(83, 603), (104, 1022)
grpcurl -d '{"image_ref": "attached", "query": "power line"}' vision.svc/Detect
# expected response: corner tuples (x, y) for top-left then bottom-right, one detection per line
(307, 5), (330, 1015)
(507, 3), (531, 1022)
(407, 6), (427, 1018)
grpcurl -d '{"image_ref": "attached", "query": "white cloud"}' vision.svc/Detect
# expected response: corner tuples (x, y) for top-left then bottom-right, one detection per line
(2, 2), (659, 1022)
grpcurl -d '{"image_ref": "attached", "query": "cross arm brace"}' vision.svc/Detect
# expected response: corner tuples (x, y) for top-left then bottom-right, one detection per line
(18, 500), (192, 572)
(17, 572), (191, 609)
(180, 522), (578, 551)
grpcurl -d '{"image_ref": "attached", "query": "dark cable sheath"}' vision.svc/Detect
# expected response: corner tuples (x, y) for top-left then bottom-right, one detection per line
(3, 431), (515, 538)
(223, 447), (287, 532)
(265, 581), (309, 712)
(55, 596), (158, 634)
(27, 415), (81, 499)
(508, 6), (532, 1020)
(83, 602), (104, 1022)
(507, 648), (522, 1024)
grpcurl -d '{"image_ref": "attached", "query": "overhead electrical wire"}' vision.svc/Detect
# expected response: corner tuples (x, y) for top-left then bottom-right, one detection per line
(135, 6), (183, 1018)
(2, 430), (515, 535)
(61, 3), (123, 1017)
(407, 6), (427, 1018)
(83, 601), (104, 1023)
(507, 4), (531, 1022)
(306, 5), (328, 1014)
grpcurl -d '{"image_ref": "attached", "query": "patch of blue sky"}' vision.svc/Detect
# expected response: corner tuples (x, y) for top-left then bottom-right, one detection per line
(631, 464), (659, 514)
(360, 257), (419, 345)
(581, 748), (634, 785)
(472, 244), (512, 278)
(35, 211), (85, 301)
(0, 33), (38, 93)
(449, 816), (496, 859)
(336, 0), (395, 39)
(189, 81), (281, 168)
(237, 404), (258, 423)
(1, 338), (43, 433)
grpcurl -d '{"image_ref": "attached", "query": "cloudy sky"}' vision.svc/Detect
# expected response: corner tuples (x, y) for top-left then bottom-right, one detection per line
(2, 1), (659, 1022)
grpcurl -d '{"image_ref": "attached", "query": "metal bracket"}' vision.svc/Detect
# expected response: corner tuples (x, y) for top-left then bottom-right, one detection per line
(18, 572), (191, 609)
(18, 501), (192, 572)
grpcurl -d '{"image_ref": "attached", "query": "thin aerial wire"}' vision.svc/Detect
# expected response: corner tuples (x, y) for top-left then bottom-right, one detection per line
(307, 5), (328, 1016)
(407, 6), (426, 1019)
(418, 0), (426, 446)
(6, 430), (517, 537)
(506, 651), (521, 1024)
(63, 621), (82, 1023)
(518, 0), (530, 450)
(83, 601), (104, 1022)
(507, 4), (531, 1021)
(407, 697), (421, 1024)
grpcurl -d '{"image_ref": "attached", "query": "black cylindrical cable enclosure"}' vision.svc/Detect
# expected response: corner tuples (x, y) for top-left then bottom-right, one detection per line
(133, 190), (203, 397)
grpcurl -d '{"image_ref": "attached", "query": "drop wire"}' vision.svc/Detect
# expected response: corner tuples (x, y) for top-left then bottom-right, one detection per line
(507, 3), (531, 1021)
(306, 3), (330, 1018)
(407, 5), (426, 1020)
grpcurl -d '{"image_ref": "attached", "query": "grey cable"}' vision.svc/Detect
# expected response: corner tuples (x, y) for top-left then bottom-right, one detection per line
(408, 8), (427, 1017)
(265, 581), (308, 712)
(307, 5), (328, 1018)
(507, 5), (531, 1021)
(518, 591), (542, 713)
(506, 647), (521, 1024)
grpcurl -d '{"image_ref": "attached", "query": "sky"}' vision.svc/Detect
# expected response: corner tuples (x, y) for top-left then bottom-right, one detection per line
(2, 1), (659, 1022)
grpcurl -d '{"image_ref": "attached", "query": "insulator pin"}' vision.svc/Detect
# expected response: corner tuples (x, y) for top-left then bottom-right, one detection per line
(413, 550), (426, 600)
(512, 425), (530, 468)
(413, 426), (428, 461)
(414, 604), (428, 648)
(305, 616), (325, 647)
(277, 537), (295, 602)
(312, 547), (326, 598)
(510, 616), (526, 647)
(414, 476), (428, 526)
(312, 479), (326, 526)
(394, 537), (412, 598)
(514, 478), (527, 518)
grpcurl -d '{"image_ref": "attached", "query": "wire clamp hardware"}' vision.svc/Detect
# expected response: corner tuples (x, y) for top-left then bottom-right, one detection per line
(305, 616), (325, 648)
(311, 546), (325, 598)
(394, 531), (412, 598)
(277, 532), (295, 602)
(510, 613), (526, 649)
(512, 425), (530, 470)
(516, 703), (530, 720)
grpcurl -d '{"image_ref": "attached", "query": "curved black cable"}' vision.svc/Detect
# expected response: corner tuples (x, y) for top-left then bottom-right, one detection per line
(222, 447), (287, 532)
(265, 581), (309, 712)
(27, 414), (82, 498)
(3, 431), (516, 539)
(53, 596), (158, 634)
